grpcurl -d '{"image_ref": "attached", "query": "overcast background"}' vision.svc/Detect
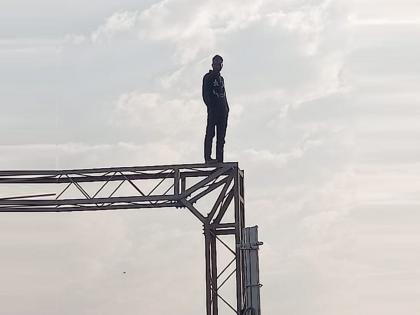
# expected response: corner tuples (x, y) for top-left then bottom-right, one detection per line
(0, 0), (419, 314)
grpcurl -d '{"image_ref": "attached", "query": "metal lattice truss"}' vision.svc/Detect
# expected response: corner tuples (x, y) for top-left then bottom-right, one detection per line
(0, 162), (246, 315)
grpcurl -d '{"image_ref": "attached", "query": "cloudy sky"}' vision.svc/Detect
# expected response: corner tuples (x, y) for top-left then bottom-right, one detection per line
(0, 0), (419, 314)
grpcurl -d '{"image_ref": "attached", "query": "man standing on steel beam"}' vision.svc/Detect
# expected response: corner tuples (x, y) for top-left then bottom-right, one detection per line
(202, 54), (230, 164)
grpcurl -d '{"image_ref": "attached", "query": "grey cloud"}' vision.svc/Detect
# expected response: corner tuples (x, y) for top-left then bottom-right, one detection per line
(0, 0), (158, 37)
(112, 92), (204, 144)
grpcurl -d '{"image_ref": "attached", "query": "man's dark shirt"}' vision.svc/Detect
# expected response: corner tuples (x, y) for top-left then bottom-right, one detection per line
(202, 70), (229, 114)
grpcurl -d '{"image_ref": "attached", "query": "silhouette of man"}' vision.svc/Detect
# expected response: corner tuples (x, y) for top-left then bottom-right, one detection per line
(202, 55), (229, 163)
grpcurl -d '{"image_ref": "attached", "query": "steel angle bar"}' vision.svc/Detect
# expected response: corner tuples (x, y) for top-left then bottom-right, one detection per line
(189, 174), (232, 205)
(211, 233), (218, 315)
(70, 171), (110, 179)
(184, 176), (216, 198)
(0, 194), (180, 206)
(209, 230), (236, 256)
(121, 171), (173, 207)
(211, 289), (238, 314)
(0, 201), (177, 212)
(174, 168), (180, 196)
(214, 228), (236, 235)
(181, 176), (186, 194)
(146, 173), (174, 196)
(185, 175), (219, 204)
(0, 169), (58, 176)
(151, 183), (174, 206)
(178, 170), (216, 178)
(136, 172), (176, 202)
(217, 268), (236, 291)
(55, 182), (72, 200)
(206, 175), (233, 222)
(131, 167), (173, 175)
(217, 257), (237, 280)
(180, 166), (220, 174)
(97, 179), (126, 208)
(182, 166), (216, 172)
(74, 182), (91, 199)
(182, 162), (237, 173)
(55, 175), (72, 209)
(233, 169), (244, 315)
(66, 175), (91, 199)
(0, 193), (56, 200)
(108, 179), (125, 198)
(183, 165), (233, 198)
(0, 173), (171, 184)
(159, 182), (174, 197)
(204, 228), (212, 315)
(92, 171), (118, 198)
(124, 177), (148, 197)
(110, 172), (149, 202)
(0, 162), (239, 177)
(67, 162), (226, 174)
(180, 198), (206, 223)
(212, 223), (236, 229)
(215, 235), (236, 256)
(0, 174), (59, 184)
(213, 188), (234, 224)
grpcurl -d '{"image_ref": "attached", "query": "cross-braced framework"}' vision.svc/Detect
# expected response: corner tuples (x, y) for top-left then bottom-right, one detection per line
(0, 162), (246, 315)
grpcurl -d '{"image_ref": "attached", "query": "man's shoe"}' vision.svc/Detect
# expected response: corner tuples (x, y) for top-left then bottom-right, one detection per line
(205, 158), (218, 164)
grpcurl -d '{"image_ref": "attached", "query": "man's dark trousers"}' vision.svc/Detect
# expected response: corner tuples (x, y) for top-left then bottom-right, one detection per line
(204, 107), (228, 162)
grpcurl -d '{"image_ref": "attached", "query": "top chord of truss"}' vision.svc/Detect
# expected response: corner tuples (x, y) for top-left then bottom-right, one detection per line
(0, 162), (238, 181)
(0, 162), (243, 223)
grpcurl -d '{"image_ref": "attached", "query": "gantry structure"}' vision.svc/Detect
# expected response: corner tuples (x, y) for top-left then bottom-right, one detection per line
(0, 162), (261, 315)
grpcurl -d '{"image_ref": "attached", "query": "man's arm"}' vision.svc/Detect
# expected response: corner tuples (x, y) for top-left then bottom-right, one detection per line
(222, 76), (229, 112)
(202, 73), (211, 107)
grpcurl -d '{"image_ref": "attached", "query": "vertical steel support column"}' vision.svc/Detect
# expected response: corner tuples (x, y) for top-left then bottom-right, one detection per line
(234, 167), (244, 314)
(204, 226), (212, 315)
(210, 233), (218, 315)
(239, 169), (246, 310)
(174, 168), (180, 196)
(203, 164), (246, 315)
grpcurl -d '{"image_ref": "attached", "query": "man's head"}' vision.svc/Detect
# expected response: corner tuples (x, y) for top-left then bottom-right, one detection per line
(212, 55), (223, 73)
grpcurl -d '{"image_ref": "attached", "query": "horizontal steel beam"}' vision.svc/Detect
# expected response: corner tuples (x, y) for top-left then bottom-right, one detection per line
(0, 162), (240, 214)
(0, 194), (181, 206)
(0, 162), (238, 177)
(0, 202), (177, 212)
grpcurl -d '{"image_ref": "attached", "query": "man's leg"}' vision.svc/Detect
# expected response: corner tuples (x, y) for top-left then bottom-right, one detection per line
(215, 113), (228, 163)
(204, 110), (216, 162)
